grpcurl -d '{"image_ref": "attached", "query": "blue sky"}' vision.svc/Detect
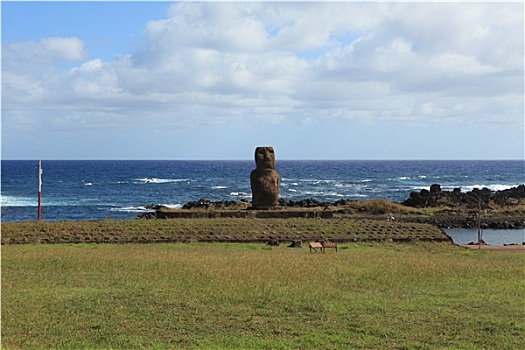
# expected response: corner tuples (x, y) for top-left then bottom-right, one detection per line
(2, 1), (524, 160)
(2, 2), (170, 61)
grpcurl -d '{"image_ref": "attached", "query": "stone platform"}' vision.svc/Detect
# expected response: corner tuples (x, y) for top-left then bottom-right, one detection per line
(155, 209), (334, 219)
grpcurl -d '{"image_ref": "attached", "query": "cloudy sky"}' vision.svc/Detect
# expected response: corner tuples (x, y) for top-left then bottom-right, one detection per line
(2, 1), (523, 160)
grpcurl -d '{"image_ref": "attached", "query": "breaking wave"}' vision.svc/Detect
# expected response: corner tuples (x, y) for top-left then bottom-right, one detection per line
(111, 204), (183, 212)
(135, 178), (189, 184)
(453, 184), (516, 192)
(229, 192), (249, 197)
(1, 195), (37, 207)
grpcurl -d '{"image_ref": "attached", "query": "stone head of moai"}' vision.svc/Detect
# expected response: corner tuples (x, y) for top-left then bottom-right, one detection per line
(255, 146), (276, 170)
(250, 147), (280, 209)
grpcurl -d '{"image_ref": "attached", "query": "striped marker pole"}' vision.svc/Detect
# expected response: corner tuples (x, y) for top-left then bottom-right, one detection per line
(38, 160), (43, 221)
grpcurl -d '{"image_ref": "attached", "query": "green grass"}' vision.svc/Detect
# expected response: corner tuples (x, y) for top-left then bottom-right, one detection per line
(2, 243), (524, 349)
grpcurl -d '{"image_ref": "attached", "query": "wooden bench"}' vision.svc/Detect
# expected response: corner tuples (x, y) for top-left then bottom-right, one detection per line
(322, 241), (338, 252)
(309, 241), (338, 253)
(309, 242), (323, 253)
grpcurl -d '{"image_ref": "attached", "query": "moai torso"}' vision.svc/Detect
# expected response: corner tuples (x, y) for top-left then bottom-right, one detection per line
(250, 147), (280, 209)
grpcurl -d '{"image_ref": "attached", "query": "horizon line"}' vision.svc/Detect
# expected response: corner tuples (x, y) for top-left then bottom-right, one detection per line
(2, 158), (524, 162)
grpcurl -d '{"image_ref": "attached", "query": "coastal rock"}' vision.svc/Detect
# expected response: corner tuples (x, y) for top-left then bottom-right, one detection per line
(250, 147), (280, 209)
(430, 184), (442, 194)
(493, 184), (525, 205)
(404, 192), (425, 207)
(181, 199), (247, 210)
(402, 184), (525, 209)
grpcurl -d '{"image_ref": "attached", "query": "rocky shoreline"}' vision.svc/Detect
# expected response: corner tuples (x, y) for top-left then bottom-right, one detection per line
(400, 184), (525, 229)
(142, 184), (525, 230)
(401, 184), (525, 209)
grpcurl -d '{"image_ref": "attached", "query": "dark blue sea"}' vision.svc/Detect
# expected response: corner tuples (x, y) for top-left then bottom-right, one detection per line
(1, 160), (524, 223)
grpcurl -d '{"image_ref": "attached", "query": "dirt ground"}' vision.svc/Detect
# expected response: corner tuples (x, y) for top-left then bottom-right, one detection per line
(458, 244), (525, 252)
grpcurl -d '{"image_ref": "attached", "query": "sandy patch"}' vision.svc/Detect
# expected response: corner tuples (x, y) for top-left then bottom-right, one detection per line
(458, 244), (524, 252)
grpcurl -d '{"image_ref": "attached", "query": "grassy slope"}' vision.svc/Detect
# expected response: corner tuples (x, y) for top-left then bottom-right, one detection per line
(2, 243), (524, 349)
(1, 217), (447, 245)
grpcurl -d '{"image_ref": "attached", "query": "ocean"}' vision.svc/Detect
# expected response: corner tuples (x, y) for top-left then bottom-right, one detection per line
(1, 160), (524, 223)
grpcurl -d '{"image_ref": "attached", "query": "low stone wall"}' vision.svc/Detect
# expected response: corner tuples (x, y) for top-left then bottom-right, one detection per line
(155, 210), (334, 219)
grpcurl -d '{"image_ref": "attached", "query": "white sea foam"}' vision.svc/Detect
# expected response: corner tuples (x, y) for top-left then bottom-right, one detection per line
(136, 178), (189, 184)
(299, 190), (345, 197)
(229, 192), (249, 197)
(0, 195), (82, 207)
(287, 179), (337, 184)
(280, 182), (299, 188)
(111, 204), (183, 212)
(462, 184), (516, 192)
(162, 204), (183, 209)
(111, 206), (155, 213)
(1, 195), (37, 207)
(330, 193), (345, 197)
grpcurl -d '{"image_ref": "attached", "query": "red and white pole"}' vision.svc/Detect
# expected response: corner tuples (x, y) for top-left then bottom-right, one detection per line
(38, 160), (43, 221)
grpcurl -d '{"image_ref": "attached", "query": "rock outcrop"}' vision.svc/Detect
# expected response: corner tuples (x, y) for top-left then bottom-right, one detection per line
(402, 184), (525, 209)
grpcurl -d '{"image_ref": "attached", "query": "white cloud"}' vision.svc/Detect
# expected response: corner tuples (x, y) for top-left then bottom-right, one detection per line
(69, 59), (121, 97)
(41, 37), (85, 62)
(3, 37), (85, 71)
(2, 71), (46, 101)
(429, 53), (500, 76)
(2, 2), (523, 138)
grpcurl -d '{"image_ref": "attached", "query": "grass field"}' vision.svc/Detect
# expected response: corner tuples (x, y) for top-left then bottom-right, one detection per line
(2, 242), (524, 349)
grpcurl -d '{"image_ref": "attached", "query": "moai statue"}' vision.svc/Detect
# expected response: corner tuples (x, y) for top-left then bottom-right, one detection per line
(250, 147), (280, 209)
